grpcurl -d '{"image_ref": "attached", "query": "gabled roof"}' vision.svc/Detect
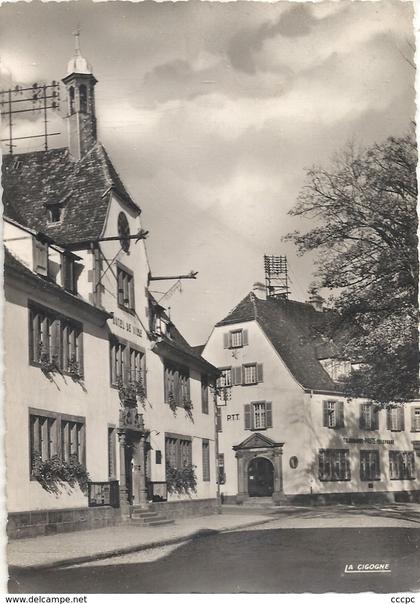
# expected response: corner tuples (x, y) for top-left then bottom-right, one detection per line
(2, 143), (140, 247)
(216, 292), (343, 392)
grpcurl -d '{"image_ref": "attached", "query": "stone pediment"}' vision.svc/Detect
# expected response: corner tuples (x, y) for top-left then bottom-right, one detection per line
(233, 432), (283, 451)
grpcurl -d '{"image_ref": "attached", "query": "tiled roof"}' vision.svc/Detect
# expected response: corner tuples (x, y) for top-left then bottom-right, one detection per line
(2, 144), (140, 247)
(216, 292), (342, 392)
(4, 247), (111, 321)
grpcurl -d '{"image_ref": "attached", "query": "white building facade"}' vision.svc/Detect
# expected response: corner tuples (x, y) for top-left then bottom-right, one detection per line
(3, 42), (218, 538)
(203, 289), (420, 505)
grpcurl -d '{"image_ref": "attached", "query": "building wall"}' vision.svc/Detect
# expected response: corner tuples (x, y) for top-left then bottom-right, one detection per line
(5, 278), (117, 513)
(203, 321), (309, 498)
(203, 321), (420, 501)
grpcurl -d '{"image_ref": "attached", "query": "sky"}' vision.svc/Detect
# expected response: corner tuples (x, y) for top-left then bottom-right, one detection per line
(0, 0), (415, 345)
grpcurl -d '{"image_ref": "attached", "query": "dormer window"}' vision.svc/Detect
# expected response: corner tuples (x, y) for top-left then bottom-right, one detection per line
(48, 205), (63, 223)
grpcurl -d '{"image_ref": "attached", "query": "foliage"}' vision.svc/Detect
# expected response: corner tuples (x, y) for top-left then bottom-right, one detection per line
(183, 397), (193, 420)
(39, 345), (61, 376)
(167, 390), (177, 415)
(286, 132), (418, 405)
(67, 355), (82, 380)
(32, 452), (90, 496)
(118, 376), (146, 409)
(165, 462), (197, 495)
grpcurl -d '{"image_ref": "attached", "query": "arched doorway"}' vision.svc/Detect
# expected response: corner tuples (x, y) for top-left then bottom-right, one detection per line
(248, 457), (274, 497)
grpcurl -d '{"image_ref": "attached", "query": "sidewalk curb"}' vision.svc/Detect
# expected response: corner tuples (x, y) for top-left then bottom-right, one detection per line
(8, 516), (278, 573)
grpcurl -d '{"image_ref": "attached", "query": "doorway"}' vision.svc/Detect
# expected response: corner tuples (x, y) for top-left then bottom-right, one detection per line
(248, 457), (274, 497)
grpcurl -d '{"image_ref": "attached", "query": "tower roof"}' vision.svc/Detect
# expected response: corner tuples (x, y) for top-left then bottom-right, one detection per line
(66, 31), (92, 76)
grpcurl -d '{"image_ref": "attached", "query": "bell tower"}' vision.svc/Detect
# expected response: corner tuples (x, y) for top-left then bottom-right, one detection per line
(62, 32), (97, 160)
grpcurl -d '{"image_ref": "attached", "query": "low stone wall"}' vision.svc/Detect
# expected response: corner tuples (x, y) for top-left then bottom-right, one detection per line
(8, 506), (121, 540)
(222, 490), (420, 507)
(151, 498), (218, 519)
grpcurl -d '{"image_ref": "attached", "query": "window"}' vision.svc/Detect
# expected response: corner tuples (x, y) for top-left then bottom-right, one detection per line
(389, 451), (415, 480)
(69, 86), (75, 114)
(359, 403), (378, 431)
(164, 362), (190, 406)
(129, 347), (146, 387)
(29, 304), (84, 376)
(202, 439), (210, 481)
(79, 84), (87, 113)
(411, 407), (420, 432)
(30, 412), (58, 467)
(243, 364), (257, 385)
(32, 237), (48, 277)
(244, 401), (272, 430)
(110, 339), (126, 385)
(360, 450), (380, 481)
(117, 265), (135, 312)
(223, 329), (248, 349)
(62, 253), (78, 294)
(108, 427), (117, 479)
(323, 400), (344, 429)
(29, 409), (86, 474)
(218, 368), (232, 388)
(61, 418), (85, 463)
(319, 449), (350, 481)
(165, 434), (192, 469)
(217, 453), (226, 485)
(62, 319), (83, 376)
(48, 205), (63, 223)
(387, 406), (405, 432)
(201, 375), (209, 414)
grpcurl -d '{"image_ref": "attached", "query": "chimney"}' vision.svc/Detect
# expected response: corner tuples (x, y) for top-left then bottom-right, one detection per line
(308, 292), (324, 312)
(252, 281), (266, 300)
(62, 32), (97, 160)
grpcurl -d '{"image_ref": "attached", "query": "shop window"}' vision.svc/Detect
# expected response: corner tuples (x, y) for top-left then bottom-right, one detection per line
(318, 449), (350, 481)
(244, 401), (272, 430)
(387, 407), (405, 432)
(359, 403), (378, 431)
(323, 400), (344, 429)
(360, 450), (380, 481)
(389, 451), (415, 480)
(117, 264), (135, 312)
(202, 439), (210, 481)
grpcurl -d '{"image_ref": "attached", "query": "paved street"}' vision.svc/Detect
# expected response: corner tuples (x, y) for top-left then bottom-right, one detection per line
(8, 505), (420, 593)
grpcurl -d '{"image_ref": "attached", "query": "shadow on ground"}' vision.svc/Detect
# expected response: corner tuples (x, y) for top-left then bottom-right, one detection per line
(9, 526), (420, 594)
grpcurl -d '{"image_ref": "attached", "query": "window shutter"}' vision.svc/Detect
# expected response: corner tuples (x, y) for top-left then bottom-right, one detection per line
(28, 310), (35, 363)
(242, 330), (249, 346)
(386, 408), (392, 430)
(129, 277), (135, 311)
(117, 270), (124, 306)
(411, 407), (417, 432)
(142, 354), (147, 396)
(244, 404), (251, 429)
(33, 238), (48, 276)
(232, 366), (242, 386)
(223, 333), (230, 349)
(256, 363), (264, 383)
(123, 346), (130, 385)
(50, 320), (61, 367)
(266, 402), (272, 428)
(323, 401), (329, 427)
(399, 407), (405, 431)
(359, 403), (365, 430)
(337, 401), (344, 428)
(78, 330), (84, 378)
(372, 407), (379, 430)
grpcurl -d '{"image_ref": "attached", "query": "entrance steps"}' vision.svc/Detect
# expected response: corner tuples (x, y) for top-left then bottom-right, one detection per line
(129, 506), (174, 527)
